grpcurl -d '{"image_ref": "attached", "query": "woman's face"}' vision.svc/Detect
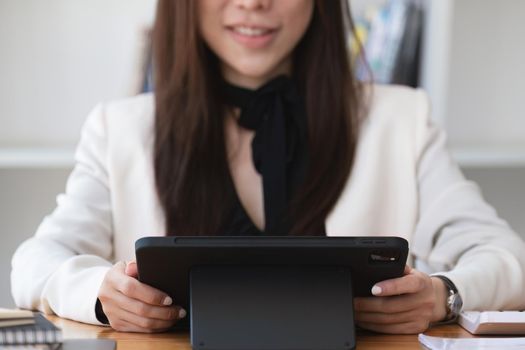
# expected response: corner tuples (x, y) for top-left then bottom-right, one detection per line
(198, 0), (314, 88)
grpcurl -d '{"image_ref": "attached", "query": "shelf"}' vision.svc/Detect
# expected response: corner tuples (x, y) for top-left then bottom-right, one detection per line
(0, 148), (75, 169)
(451, 148), (525, 168)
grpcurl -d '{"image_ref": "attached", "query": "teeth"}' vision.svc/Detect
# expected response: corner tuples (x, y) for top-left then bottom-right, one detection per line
(233, 26), (270, 36)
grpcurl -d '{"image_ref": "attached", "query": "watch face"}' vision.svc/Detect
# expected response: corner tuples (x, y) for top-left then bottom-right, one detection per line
(449, 292), (463, 315)
(436, 275), (463, 320)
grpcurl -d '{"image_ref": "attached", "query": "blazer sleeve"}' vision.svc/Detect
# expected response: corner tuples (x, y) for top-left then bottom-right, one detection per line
(11, 104), (114, 325)
(411, 90), (525, 311)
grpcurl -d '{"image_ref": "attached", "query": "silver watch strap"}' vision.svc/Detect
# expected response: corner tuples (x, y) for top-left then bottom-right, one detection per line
(434, 275), (463, 322)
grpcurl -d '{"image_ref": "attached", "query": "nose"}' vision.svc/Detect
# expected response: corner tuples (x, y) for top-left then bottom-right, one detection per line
(232, 0), (271, 11)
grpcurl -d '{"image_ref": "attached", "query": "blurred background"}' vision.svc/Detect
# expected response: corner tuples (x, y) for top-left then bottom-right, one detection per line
(1, 0), (524, 307)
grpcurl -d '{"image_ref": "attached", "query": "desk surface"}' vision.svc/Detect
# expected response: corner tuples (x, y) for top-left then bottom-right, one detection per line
(48, 315), (478, 350)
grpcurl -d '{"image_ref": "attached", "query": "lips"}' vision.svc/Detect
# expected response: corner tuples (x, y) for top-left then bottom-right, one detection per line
(227, 25), (278, 49)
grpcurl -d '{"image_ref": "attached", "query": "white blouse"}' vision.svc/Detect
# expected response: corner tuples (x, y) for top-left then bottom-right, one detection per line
(11, 85), (525, 325)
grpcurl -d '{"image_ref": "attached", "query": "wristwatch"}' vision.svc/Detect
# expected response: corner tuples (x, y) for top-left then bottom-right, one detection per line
(434, 275), (463, 322)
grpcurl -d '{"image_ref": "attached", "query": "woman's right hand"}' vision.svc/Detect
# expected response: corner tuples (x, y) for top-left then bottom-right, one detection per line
(97, 261), (186, 333)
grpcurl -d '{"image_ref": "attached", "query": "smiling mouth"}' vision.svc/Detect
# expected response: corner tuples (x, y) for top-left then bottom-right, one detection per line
(229, 26), (276, 37)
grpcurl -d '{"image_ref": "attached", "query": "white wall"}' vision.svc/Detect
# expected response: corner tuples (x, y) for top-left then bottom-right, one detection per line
(0, 0), (156, 149)
(446, 0), (525, 151)
(463, 168), (525, 238)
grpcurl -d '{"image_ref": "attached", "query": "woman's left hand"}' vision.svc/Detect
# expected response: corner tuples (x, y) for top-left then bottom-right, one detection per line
(353, 265), (448, 334)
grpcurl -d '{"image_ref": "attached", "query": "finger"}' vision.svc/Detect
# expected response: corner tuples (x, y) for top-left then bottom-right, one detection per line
(357, 320), (430, 334)
(112, 289), (185, 321)
(354, 292), (429, 314)
(115, 273), (173, 306)
(371, 270), (426, 297)
(125, 261), (138, 278)
(355, 308), (432, 325)
(104, 305), (176, 332)
(404, 265), (412, 274)
(110, 316), (171, 333)
(113, 306), (177, 332)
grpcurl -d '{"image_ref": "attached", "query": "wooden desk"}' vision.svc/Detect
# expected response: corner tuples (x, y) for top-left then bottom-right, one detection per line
(48, 315), (478, 350)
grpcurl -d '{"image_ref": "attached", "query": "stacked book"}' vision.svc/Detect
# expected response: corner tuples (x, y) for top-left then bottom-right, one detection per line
(0, 308), (61, 346)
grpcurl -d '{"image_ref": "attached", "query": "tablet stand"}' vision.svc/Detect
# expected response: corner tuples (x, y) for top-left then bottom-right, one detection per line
(190, 265), (356, 350)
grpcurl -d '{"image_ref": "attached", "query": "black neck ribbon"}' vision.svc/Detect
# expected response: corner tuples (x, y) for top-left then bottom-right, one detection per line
(223, 75), (308, 235)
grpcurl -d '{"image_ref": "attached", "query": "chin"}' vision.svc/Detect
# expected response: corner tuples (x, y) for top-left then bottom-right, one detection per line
(228, 58), (285, 85)
(239, 67), (277, 81)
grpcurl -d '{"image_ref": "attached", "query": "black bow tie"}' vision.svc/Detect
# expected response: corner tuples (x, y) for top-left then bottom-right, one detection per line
(223, 75), (308, 235)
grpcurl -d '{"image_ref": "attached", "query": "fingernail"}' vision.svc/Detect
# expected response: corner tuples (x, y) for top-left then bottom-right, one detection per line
(163, 296), (173, 306)
(179, 308), (187, 318)
(371, 285), (382, 296)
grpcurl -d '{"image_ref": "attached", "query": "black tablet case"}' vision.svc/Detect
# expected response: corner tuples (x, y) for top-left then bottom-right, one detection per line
(136, 236), (408, 350)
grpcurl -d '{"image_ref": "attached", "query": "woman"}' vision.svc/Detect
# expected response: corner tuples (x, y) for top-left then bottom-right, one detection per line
(11, 0), (525, 334)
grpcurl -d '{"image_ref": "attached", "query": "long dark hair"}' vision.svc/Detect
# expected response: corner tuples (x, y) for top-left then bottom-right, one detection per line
(153, 0), (364, 236)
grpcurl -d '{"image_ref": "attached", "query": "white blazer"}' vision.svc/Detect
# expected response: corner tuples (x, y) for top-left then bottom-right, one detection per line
(11, 85), (525, 325)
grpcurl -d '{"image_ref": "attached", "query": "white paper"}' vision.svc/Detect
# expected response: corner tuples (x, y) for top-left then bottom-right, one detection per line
(418, 334), (525, 350)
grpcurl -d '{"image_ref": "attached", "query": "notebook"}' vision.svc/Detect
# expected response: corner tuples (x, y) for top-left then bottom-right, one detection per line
(419, 334), (525, 350)
(0, 339), (116, 350)
(0, 309), (34, 319)
(458, 310), (525, 335)
(0, 313), (61, 346)
(0, 308), (35, 328)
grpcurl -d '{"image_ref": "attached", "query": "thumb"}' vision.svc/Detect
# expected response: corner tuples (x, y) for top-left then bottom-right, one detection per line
(125, 260), (138, 278)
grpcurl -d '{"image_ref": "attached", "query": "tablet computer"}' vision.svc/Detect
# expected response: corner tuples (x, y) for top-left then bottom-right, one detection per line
(135, 236), (408, 310)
